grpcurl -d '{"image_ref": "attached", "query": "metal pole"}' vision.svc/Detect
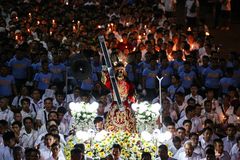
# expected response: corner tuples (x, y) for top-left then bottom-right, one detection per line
(98, 35), (123, 110)
(156, 76), (164, 123)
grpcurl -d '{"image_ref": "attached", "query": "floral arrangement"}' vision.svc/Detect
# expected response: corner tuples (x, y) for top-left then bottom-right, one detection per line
(64, 130), (173, 160)
(69, 102), (99, 130)
(131, 102), (161, 132)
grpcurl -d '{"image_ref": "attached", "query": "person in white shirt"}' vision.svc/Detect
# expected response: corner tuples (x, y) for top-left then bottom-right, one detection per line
(25, 148), (41, 160)
(201, 147), (216, 160)
(35, 120), (66, 149)
(46, 143), (65, 160)
(185, 0), (200, 28)
(0, 120), (8, 147)
(199, 127), (214, 150)
(20, 98), (36, 120)
(155, 144), (177, 160)
(174, 133), (205, 159)
(228, 105), (240, 125)
(214, 138), (231, 160)
(65, 86), (81, 103)
(201, 89), (220, 113)
(0, 97), (14, 125)
(222, 124), (237, 153)
(39, 133), (55, 160)
(230, 136), (240, 160)
(189, 133), (205, 158)
(11, 86), (32, 108)
(12, 146), (24, 160)
(0, 131), (16, 160)
(201, 100), (219, 124)
(111, 144), (122, 160)
(161, 0), (177, 19)
(36, 97), (55, 128)
(173, 92), (188, 119)
(31, 88), (44, 113)
(53, 92), (66, 109)
(185, 84), (203, 105)
(38, 111), (66, 136)
(174, 141), (201, 160)
(177, 105), (202, 133)
(19, 117), (38, 148)
(175, 127), (188, 144)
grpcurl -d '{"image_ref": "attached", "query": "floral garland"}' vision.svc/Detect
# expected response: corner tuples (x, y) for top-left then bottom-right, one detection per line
(131, 102), (161, 132)
(69, 102), (98, 130)
(64, 130), (173, 160)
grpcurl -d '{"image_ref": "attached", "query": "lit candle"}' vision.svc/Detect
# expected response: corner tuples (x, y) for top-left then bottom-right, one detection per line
(77, 20), (80, 28)
(144, 25), (147, 29)
(97, 25), (101, 29)
(73, 25), (76, 32)
(65, 0), (69, 5)
(52, 19), (55, 25)
(27, 28), (31, 33)
(28, 13), (32, 18)
(37, 20), (40, 25)
(133, 47), (136, 51)
(15, 35), (18, 41)
(187, 27), (191, 32)
(205, 32), (210, 36)
(119, 38), (123, 42)
(126, 22), (129, 27)
(16, 16), (19, 21)
(50, 29), (53, 36)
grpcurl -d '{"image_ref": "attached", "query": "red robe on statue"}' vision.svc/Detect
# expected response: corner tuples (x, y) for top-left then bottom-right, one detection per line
(104, 76), (137, 133)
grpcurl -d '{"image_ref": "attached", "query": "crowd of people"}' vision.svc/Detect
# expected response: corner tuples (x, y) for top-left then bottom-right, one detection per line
(0, 0), (239, 159)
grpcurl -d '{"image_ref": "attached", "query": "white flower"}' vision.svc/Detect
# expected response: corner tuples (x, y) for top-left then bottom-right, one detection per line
(94, 130), (108, 142)
(76, 131), (90, 142)
(141, 131), (152, 142)
(131, 103), (139, 111)
(88, 102), (99, 113)
(138, 102), (148, 114)
(145, 111), (151, 116)
(152, 129), (161, 138)
(69, 102), (79, 112)
(150, 103), (161, 115)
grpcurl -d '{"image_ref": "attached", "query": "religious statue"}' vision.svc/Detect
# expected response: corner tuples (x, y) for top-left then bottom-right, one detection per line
(104, 62), (137, 133)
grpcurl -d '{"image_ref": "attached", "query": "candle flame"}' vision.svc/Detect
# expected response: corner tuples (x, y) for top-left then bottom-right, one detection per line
(205, 32), (210, 36)
(37, 20), (40, 25)
(187, 27), (191, 32)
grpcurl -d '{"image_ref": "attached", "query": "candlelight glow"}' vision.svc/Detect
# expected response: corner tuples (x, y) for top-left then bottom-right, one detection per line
(187, 27), (191, 32)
